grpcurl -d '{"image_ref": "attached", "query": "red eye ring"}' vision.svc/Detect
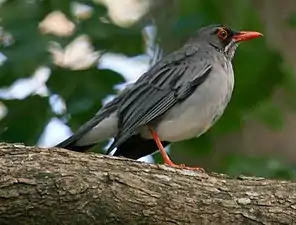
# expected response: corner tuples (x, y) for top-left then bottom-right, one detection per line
(217, 28), (228, 40)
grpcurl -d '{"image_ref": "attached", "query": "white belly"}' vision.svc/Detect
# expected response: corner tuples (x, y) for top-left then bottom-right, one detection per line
(153, 66), (234, 142)
(155, 106), (215, 141)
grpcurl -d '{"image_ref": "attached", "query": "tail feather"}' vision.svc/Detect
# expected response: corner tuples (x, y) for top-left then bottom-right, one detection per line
(56, 141), (96, 152)
(56, 96), (119, 152)
(55, 117), (102, 152)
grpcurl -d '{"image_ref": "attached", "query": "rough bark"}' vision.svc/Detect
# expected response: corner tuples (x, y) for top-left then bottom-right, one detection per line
(0, 142), (295, 225)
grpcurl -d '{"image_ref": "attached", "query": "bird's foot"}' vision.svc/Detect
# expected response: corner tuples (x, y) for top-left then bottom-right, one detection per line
(165, 162), (205, 173)
(149, 129), (205, 173)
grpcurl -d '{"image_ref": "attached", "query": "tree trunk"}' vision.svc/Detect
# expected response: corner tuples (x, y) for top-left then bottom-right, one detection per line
(0, 142), (295, 225)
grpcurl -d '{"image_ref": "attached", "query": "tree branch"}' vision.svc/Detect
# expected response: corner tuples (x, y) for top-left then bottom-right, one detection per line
(0, 142), (295, 225)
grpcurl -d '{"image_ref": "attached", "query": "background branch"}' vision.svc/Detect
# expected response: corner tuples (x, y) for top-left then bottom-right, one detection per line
(0, 142), (295, 225)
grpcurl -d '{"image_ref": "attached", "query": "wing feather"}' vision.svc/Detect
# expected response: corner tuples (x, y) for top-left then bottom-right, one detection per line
(108, 45), (212, 152)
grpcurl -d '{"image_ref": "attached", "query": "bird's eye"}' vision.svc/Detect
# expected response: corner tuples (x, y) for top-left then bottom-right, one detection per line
(217, 28), (228, 40)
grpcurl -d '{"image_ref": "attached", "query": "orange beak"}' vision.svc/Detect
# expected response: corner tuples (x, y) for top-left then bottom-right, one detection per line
(233, 31), (263, 42)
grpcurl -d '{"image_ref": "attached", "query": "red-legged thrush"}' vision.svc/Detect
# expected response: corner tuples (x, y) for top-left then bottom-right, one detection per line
(57, 24), (263, 171)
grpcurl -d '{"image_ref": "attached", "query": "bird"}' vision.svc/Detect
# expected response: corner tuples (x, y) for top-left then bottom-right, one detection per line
(56, 24), (263, 171)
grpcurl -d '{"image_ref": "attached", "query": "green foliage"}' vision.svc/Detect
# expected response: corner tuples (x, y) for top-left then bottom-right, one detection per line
(0, 96), (50, 145)
(248, 101), (284, 130)
(289, 14), (296, 27)
(0, 0), (142, 147)
(220, 154), (296, 180)
(48, 67), (124, 130)
(0, 0), (295, 179)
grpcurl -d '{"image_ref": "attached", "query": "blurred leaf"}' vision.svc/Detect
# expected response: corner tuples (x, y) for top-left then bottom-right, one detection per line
(281, 63), (296, 110)
(218, 153), (296, 180)
(153, 151), (164, 164)
(77, 19), (143, 55)
(169, 134), (213, 168)
(248, 101), (284, 130)
(47, 67), (124, 130)
(0, 95), (50, 145)
(0, 0), (50, 86)
(288, 14), (296, 27)
(47, 0), (71, 17)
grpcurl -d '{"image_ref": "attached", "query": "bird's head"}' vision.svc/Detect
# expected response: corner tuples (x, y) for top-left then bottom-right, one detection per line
(188, 24), (263, 60)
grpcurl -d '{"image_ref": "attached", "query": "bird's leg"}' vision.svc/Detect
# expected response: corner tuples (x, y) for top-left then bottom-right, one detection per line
(149, 128), (205, 172)
(150, 128), (174, 165)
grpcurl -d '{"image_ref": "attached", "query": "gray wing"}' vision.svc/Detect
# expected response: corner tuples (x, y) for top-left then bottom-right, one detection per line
(108, 45), (212, 152)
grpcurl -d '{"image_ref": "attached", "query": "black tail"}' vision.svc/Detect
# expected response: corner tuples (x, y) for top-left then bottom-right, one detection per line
(56, 141), (96, 152)
(113, 134), (170, 160)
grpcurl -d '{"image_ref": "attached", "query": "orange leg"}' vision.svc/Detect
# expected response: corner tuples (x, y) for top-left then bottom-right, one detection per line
(149, 128), (205, 172)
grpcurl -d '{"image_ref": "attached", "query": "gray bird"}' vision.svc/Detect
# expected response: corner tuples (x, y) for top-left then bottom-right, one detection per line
(56, 24), (262, 171)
